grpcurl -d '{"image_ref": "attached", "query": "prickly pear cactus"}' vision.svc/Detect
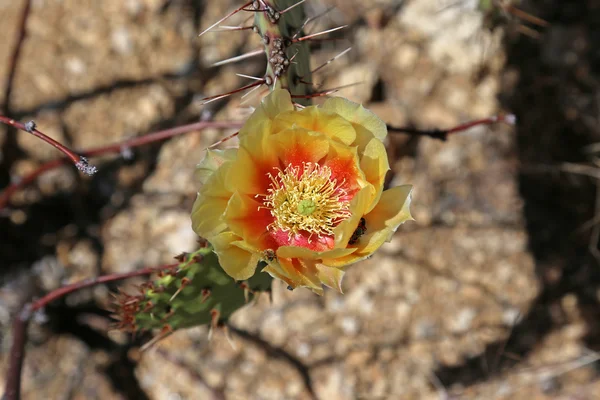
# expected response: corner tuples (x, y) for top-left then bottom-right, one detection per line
(114, 245), (272, 334)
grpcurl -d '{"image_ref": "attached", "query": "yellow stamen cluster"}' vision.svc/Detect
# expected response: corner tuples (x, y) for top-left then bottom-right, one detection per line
(260, 163), (351, 239)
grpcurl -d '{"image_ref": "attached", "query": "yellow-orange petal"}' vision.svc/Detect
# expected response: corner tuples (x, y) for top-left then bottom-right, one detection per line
(224, 191), (273, 249)
(226, 146), (275, 196)
(272, 106), (357, 145)
(276, 256), (324, 294)
(360, 137), (390, 213)
(321, 139), (365, 194)
(272, 128), (330, 167)
(210, 231), (262, 280)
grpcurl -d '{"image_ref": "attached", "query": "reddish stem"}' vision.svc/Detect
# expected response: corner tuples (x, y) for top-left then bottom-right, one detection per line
(0, 116), (88, 168)
(387, 114), (516, 140)
(0, 120), (243, 210)
(30, 263), (178, 311)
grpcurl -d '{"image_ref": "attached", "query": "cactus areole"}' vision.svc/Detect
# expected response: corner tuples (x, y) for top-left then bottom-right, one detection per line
(254, 0), (312, 104)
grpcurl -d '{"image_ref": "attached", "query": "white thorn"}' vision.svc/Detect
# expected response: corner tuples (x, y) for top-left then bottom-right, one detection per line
(236, 73), (264, 81)
(295, 25), (348, 42)
(312, 47), (352, 74)
(212, 49), (263, 67)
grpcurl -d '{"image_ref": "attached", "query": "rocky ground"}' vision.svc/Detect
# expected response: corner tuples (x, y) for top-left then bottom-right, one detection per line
(1, 0), (600, 399)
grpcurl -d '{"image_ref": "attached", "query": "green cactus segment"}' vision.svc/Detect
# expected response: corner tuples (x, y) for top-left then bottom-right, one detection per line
(114, 246), (272, 332)
(253, 0), (312, 104)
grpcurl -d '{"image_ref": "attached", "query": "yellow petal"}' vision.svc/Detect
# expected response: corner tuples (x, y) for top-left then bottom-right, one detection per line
(365, 184), (414, 234)
(333, 185), (375, 247)
(211, 232), (261, 280)
(260, 89), (295, 119)
(322, 97), (388, 155)
(195, 148), (237, 185)
(191, 195), (229, 238)
(238, 90), (294, 143)
(272, 107), (356, 145)
(360, 138), (390, 213)
(322, 97), (387, 141)
(316, 264), (345, 293)
(192, 162), (234, 237)
(263, 263), (295, 287)
(198, 161), (233, 198)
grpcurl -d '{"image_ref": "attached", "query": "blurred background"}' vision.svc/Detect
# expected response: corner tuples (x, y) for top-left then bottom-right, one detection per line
(1, 0), (600, 398)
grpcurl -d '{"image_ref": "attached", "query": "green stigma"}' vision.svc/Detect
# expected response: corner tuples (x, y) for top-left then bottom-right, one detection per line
(297, 199), (316, 215)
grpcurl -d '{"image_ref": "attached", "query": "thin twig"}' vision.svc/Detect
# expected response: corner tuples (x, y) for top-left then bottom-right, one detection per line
(30, 264), (177, 311)
(387, 114), (516, 140)
(0, 120), (243, 210)
(0, 116), (96, 175)
(2, 263), (177, 400)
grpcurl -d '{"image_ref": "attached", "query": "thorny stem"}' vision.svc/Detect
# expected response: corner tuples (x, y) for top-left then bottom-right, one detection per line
(0, 120), (243, 210)
(29, 264), (178, 311)
(0, 116), (96, 175)
(2, 263), (178, 400)
(387, 114), (516, 140)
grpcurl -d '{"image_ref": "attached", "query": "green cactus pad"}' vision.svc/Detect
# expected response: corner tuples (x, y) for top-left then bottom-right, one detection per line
(114, 246), (272, 332)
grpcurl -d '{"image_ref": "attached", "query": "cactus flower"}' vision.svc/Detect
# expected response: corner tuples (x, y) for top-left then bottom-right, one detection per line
(191, 90), (413, 295)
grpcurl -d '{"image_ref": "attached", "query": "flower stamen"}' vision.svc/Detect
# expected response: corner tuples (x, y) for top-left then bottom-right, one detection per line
(259, 162), (351, 240)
